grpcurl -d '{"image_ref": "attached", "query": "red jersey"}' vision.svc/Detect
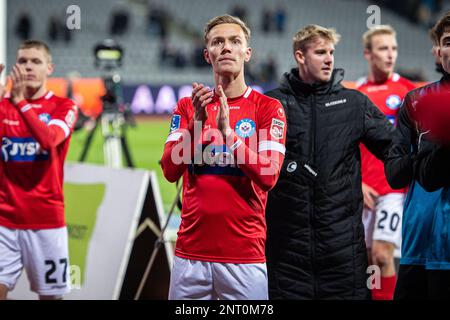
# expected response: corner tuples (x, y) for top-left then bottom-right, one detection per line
(357, 73), (416, 195)
(161, 87), (286, 263)
(0, 91), (78, 229)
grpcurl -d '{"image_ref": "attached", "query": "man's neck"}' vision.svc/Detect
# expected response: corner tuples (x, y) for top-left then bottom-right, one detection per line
(368, 69), (391, 84)
(215, 72), (247, 98)
(24, 85), (47, 101)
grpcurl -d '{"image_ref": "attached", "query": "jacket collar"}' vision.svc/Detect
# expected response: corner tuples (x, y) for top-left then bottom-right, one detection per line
(281, 68), (345, 96)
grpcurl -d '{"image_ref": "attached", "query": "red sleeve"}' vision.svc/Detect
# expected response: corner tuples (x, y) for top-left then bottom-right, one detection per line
(14, 99), (78, 151)
(160, 98), (198, 183)
(226, 99), (287, 191)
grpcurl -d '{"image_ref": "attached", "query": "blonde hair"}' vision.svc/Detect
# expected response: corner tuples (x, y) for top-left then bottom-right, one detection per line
(362, 25), (396, 50)
(293, 24), (340, 54)
(204, 14), (251, 45)
(18, 40), (52, 63)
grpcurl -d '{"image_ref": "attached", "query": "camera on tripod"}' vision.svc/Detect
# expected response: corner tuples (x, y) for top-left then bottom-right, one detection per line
(78, 39), (134, 168)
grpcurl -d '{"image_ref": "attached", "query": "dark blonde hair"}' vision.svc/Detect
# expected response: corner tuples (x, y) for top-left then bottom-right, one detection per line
(293, 24), (340, 54)
(362, 25), (396, 50)
(18, 40), (52, 63)
(204, 14), (251, 45)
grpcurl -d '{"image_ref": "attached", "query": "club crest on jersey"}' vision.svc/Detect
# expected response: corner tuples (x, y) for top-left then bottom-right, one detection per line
(39, 113), (51, 124)
(270, 118), (285, 139)
(235, 118), (256, 138)
(170, 115), (181, 133)
(1, 137), (49, 162)
(386, 94), (401, 110)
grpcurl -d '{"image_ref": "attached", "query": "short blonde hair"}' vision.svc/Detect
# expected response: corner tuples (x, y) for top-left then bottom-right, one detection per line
(362, 25), (396, 50)
(204, 14), (251, 45)
(293, 24), (340, 54)
(18, 40), (52, 63)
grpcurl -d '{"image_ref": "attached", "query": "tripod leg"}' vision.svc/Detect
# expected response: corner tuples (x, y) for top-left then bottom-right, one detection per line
(79, 118), (99, 162)
(121, 133), (135, 168)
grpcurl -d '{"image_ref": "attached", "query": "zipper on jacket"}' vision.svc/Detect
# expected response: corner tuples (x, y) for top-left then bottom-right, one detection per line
(310, 94), (316, 162)
(309, 94), (318, 298)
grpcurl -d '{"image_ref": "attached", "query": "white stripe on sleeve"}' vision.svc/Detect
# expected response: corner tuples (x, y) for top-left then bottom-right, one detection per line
(165, 132), (182, 143)
(258, 140), (286, 154)
(48, 119), (70, 138)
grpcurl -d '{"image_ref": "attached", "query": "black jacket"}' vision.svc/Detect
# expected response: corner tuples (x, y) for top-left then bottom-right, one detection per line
(265, 68), (395, 299)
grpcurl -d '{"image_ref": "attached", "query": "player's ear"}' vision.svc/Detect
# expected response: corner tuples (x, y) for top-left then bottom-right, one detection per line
(47, 62), (54, 76)
(294, 49), (305, 66)
(244, 46), (252, 63)
(437, 46), (442, 60)
(363, 48), (371, 62)
(204, 48), (211, 65)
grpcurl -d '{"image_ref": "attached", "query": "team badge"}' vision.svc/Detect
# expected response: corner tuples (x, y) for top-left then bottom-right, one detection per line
(386, 94), (401, 110)
(235, 118), (256, 138)
(39, 113), (51, 124)
(170, 115), (181, 132)
(270, 118), (285, 139)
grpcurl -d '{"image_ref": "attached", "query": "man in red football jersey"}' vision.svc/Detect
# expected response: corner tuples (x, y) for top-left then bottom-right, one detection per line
(0, 40), (78, 300)
(161, 14), (286, 300)
(357, 25), (416, 300)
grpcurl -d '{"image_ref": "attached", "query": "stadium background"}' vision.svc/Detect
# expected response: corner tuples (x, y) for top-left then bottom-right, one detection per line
(2, 0), (450, 298)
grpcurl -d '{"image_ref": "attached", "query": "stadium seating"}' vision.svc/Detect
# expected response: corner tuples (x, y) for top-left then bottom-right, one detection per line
(6, 0), (445, 84)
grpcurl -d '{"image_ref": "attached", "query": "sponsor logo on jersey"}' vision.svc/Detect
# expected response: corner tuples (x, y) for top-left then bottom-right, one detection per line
(235, 118), (256, 138)
(39, 113), (51, 124)
(386, 94), (402, 110)
(1, 137), (49, 162)
(170, 115), (181, 133)
(2, 119), (19, 126)
(270, 118), (285, 139)
(190, 144), (244, 176)
(229, 105), (240, 110)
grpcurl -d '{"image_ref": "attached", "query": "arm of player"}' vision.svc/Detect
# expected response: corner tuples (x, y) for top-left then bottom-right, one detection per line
(414, 137), (450, 192)
(217, 86), (286, 192)
(384, 96), (415, 189)
(226, 131), (285, 191)
(361, 96), (395, 162)
(10, 64), (78, 151)
(161, 84), (213, 183)
(161, 117), (196, 183)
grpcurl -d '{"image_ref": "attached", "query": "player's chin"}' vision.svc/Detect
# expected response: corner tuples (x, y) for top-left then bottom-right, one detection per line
(319, 72), (332, 82)
(24, 80), (40, 88)
(217, 66), (238, 76)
